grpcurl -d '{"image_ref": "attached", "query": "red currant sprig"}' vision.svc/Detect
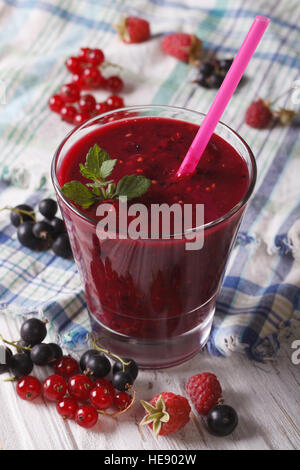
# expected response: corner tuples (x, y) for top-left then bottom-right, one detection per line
(48, 46), (125, 126)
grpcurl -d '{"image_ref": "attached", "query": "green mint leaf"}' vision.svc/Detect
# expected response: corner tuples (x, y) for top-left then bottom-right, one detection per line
(79, 164), (99, 181)
(61, 181), (97, 209)
(99, 159), (117, 180)
(114, 174), (152, 200)
(82, 144), (110, 180)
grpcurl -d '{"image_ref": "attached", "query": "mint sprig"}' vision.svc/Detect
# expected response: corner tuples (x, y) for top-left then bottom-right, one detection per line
(61, 144), (152, 209)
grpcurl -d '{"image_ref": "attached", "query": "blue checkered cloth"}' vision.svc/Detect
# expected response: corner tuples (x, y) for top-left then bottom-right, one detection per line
(0, 0), (299, 359)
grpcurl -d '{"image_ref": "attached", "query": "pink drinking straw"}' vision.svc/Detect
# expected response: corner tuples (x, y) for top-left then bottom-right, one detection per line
(177, 16), (270, 177)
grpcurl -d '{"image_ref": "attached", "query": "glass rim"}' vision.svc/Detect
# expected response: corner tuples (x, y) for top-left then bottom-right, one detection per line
(51, 104), (257, 235)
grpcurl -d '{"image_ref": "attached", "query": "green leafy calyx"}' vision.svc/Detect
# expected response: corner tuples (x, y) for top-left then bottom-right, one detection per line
(139, 395), (170, 438)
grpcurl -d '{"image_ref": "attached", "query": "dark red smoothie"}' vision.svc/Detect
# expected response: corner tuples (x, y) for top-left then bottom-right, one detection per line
(55, 115), (251, 365)
(58, 117), (248, 226)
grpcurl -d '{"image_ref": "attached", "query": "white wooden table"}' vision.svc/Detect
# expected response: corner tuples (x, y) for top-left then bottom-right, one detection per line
(0, 314), (299, 450)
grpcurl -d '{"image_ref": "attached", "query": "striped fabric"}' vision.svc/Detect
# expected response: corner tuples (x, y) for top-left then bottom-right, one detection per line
(0, 0), (299, 358)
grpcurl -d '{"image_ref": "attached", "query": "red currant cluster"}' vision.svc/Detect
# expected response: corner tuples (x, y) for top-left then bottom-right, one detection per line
(48, 47), (125, 126)
(1, 318), (137, 430)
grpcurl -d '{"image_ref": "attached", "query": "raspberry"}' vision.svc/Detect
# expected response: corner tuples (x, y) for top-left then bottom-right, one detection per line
(162, 33), (202, 64)
(186, 372), (222, 415)
(117, 16), (150, 44)
(140, 392), (191, 437)
(245, 99), (273, 128)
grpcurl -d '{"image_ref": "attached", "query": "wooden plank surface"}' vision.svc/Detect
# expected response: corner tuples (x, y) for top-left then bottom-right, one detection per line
(0, 314), (299, 450)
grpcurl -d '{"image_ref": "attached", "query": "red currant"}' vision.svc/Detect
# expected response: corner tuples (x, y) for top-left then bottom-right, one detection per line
(90, 385), (114, 410)
(56, 397), (79, 420)
(53, 355), (79, 379)
(75, 405), (98, 429)
(107, 76), (124, 93)
(60, 83), (80, 103)
(95, 102), (112, 115)
(79, 94), (96, 114)
(106, 95), (124, 109)
(78, 47), (92, 62)
(65, 56), (84, 74)
(43, 374), (67, 401)
(72, 73), (84, 89)
(48, 94), (65, 113)
(73, 112), (91, 126)
(60, 105), (77, 124)
(114, 391), (131, 411)
(81, 67), (104, 89)
(86, 48), (105, 66)
(68, 374), (93, 401)
(16, 376), (41, 401)
(94, 378), (115, 396)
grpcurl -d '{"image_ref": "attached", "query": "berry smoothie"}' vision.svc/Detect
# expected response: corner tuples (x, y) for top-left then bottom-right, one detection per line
(53, 108), (255, 368)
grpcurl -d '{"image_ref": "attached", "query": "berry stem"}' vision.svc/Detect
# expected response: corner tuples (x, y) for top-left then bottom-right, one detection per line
(0, 334), (31, 352)
(268, 86), (298, 106)
(0, 206), (36, 223)
(97, 386), (136, 419)
(92, 339), (131, 371)
(101, 60), (123, 72)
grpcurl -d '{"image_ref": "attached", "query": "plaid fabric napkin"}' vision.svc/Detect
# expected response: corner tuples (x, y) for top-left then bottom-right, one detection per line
(0, 0), (299, 359)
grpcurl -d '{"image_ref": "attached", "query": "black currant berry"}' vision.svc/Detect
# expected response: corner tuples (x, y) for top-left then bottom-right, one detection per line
(17, 221), (37, 249)
(9, 353), (33, 378)
(50, 217), (66, 237)
(20, 318), (47, 346)
(48, 343), (63, 364)
(217, 58), (233, 72)
(199, 61), (214, 77)
(10, 204), (35, 227)
(210, 73), (224, 88)
(30, 343), (53, 366)
(32, 221), (54, 241)
(0, 346), (12, 374)
(38, 198), (57, 220)
(79, 349), (99, 372)
(84, 353), (111, 379)
(196, 74), (211, 88)
(112, 370), (133, 391)
(52, 233), (72, 258)
(113, 357), (139, 381)
(207, 405), (238, 436)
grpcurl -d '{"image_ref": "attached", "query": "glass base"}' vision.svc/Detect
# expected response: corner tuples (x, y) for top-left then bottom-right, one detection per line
(89, 308), (215, 369)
